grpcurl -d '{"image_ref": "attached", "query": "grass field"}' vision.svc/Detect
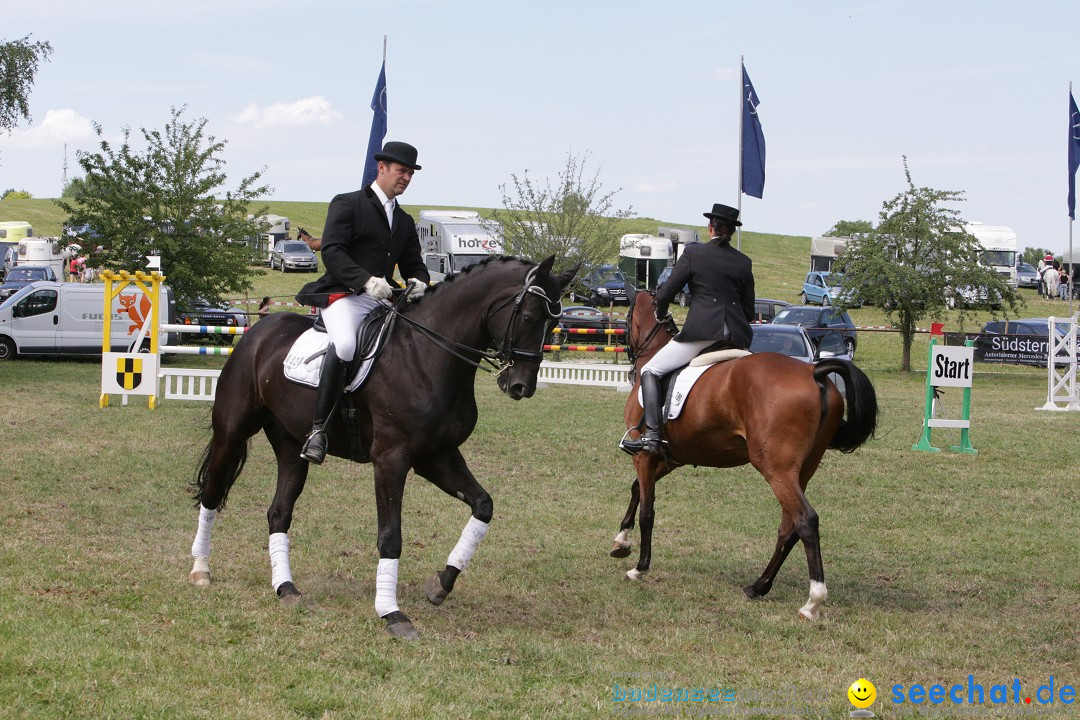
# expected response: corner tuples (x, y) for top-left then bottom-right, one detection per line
(2, 198), (1079, 718)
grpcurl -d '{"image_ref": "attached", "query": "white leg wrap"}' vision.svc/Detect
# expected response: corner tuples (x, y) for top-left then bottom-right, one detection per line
(268, 532), (293, 591)
(191, 505), (216, 558)
(191, 556), (210, 574)
(798, 580), (828, 620)
(446, 516), (489, 571)
(375, 558), (400, 617)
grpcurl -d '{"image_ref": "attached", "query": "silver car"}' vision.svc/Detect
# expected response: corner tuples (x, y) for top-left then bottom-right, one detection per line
(269, 240), (319, 273)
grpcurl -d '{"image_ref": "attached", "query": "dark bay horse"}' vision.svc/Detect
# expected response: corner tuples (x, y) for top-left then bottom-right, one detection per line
(188, 256), (576, 639)
(610, 291), (878, 620)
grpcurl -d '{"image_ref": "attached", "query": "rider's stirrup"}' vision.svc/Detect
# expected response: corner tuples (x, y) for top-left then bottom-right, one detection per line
(620, 430), (662, 455)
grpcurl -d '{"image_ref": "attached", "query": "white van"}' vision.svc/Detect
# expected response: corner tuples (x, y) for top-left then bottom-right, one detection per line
(0, 281), (176, 360)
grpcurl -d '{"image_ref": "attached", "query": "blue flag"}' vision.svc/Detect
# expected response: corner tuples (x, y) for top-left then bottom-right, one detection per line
(1069, 92), (1080, 219)
(362, 61), (388, 189)
(741, 64), (766, 199)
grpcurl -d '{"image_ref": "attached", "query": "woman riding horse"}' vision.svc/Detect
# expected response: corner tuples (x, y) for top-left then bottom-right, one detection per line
(620, 203), (755, 455)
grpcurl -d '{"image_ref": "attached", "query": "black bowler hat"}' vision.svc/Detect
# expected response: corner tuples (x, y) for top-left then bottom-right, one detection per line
(374, 141), (422, 170)
(703, 203), (742, 227)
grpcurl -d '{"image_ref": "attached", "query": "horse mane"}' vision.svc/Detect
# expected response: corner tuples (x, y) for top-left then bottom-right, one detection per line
(414, 255), (531, 303)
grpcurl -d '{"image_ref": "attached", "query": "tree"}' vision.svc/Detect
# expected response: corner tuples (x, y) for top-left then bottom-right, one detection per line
(61, 176), (87, 198)
(56, 107), (269, 307)
(488, 150), (633, 283)
(835, 158), (1018, 371)
(1, 34), (52, 131)
(1, 188), (32, 199)
(823, 219), (873, 237)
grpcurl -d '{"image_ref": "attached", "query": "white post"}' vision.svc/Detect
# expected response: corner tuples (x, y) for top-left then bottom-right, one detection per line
(736, 55), (744, 251)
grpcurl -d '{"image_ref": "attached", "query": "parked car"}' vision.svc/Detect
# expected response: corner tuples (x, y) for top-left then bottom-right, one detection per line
(569, 265), (631, 306)
(801, 270), (860, 307)
(269, 240), (319, 273)
(656, 265), (690, 306)
(750, 323), (853, 363)
(549, 305), (626, 345)
(0, 244), (17, 281)
(177, 298), (249, 345)
(0, 265), (59, 301)
(1015, 262), (1039, 289)
(752, 298), (790, 324)
(771, 304), (858, 357)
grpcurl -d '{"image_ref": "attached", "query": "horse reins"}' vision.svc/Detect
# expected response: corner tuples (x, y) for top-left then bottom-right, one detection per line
(625, 290), (677, 384)
(390, 265), (563, 375)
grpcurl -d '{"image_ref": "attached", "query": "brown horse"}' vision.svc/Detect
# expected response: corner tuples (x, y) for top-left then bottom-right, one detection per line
(610, 291), (878, 620)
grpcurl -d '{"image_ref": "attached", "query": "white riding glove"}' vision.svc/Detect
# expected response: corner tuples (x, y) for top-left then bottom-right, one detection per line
(363, 276), (393, 301)
(406, 277), (428, 302)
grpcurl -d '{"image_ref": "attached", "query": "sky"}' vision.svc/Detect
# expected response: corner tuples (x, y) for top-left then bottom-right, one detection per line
(3, 0), (1080, 255)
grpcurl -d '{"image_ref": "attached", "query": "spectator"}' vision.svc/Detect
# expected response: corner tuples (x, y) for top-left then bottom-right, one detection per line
(258, 296), (271, 321)
(1060, 264), (1071, 300)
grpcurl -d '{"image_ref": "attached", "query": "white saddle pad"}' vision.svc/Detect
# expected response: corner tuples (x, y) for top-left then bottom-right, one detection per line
(283, 328), (375, 393)
(638, 349), (752, 420)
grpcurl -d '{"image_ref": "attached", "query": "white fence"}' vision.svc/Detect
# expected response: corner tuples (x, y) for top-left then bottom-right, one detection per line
(537, 361), (631, 391)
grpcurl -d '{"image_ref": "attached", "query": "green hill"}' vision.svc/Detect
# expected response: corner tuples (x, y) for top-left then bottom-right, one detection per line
(0, 197), (812, 304)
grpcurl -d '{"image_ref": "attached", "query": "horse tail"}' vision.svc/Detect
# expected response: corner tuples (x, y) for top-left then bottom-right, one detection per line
(814, 359), (878, 453)
(191, 433), (249, 510)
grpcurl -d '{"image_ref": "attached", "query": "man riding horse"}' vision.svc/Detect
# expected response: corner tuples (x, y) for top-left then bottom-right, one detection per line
(296, 140), (430, 464)
(620, 203), (756, 455)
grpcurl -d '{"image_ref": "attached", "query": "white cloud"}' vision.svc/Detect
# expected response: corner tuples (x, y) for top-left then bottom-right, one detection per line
(0, 109), (94, 149)
(229, 97), (343, 130)
(634, 180), (677, 193)
(713, 67), (737, 81)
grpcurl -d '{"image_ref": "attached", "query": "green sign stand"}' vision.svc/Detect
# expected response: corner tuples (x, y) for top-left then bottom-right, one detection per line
(913, 338), (977, 454)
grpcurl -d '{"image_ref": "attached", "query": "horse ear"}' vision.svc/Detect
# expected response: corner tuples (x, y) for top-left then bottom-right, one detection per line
(557, 262), (581, 290)
(535, 255), (556, 280)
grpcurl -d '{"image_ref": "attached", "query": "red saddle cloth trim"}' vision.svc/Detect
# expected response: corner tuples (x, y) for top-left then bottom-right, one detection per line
(327, 292), (349, 305)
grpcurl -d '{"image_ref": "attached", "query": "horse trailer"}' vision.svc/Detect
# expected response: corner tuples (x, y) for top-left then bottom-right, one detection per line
(417, 210), (503, 282)
(618, 234), (673, 290)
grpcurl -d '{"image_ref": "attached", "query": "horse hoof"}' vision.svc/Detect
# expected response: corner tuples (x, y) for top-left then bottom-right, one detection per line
(625, 568), (645, 581)
(188, 571), (211, 587)
(277, 581), (302, 608)
(383, 611), (419, 640)
(798, 607), (820, 621)
(609, 543), (632, 558)
(424, 574), (450, 606)
(743, 583), (769, 599)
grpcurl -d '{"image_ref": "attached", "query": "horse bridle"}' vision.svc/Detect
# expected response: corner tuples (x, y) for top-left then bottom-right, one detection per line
(393, 265), (563, 375)
(625, 290), (678, 383)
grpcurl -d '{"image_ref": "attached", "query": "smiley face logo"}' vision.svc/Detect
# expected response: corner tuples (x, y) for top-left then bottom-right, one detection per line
(848, 678), (877, 709)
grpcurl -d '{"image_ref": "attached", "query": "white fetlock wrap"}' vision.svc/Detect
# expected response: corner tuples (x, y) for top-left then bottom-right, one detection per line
(375, 558), (400, 617)
(268, 532), (293, 591)
(446, 516), (489, 571)
(191, 505), (216, 559)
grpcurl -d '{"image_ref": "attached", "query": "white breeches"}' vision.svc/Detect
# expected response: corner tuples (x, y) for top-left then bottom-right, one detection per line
(641, 339), (716, 377)
(320, 293), (384, 360)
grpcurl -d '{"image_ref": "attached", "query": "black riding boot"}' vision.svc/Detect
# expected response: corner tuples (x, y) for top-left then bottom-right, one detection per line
(300, 349), (349, 464)
(620, 372), (663, 454)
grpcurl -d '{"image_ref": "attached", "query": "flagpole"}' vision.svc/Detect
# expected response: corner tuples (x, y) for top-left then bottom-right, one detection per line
(1071, 82), (1075, 317)
(736, 55), (744, 251)
(383, 34), (387, 62)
